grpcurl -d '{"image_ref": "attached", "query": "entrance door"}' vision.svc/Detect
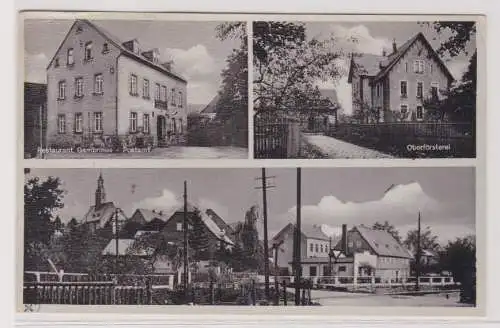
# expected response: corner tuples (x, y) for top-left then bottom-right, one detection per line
(157, 116), (165, 145)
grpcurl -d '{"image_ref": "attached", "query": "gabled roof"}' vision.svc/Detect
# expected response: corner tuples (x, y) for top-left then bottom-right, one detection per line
(354, 225), (412, 259)
(348, 32), (454, 84)
(47, 19), (187, 83)
(272, 223), (331, 243)
(200, 94), (221, 114)
(81, 202), (123, 228)
(134, 208), (170, 223)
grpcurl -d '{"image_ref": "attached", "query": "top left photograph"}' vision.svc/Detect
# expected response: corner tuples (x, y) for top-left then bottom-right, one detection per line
(22, 17), (249, 159)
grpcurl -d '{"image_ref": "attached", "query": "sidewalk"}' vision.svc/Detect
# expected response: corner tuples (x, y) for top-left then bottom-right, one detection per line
(302, 134), (393, 159)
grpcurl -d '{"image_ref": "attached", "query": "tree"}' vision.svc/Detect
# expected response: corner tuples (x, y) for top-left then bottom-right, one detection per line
(214, 22), (248, 147)
(253, 21), (343, 112)
(440, 236), (476, 282)
(427, 22), (476, 58)
(404, 226), (440, 253)
(372, 221), (402, 243)
(188, 210), (211, 261)
(24, 176), (65, 270)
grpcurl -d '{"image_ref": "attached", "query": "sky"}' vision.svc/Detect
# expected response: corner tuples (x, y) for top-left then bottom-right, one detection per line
(24, 19), (243, 106)
(304, 21), (477, 115)
(25, 167), (476, 245)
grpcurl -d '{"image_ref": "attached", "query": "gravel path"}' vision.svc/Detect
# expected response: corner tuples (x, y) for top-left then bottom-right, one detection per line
(303, 134), (393, 159)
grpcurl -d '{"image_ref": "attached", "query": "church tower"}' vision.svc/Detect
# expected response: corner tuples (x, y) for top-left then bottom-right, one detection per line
(95, 172), (106, 208)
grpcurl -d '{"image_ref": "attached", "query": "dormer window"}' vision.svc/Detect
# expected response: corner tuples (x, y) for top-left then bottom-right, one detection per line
(84, 42), (93, 61)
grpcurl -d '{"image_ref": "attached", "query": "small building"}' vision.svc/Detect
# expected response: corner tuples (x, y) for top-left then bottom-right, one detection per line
(80, 172), (127, 234)
(24, 82), (47, 158)
(199, 94), (220, 121)
(46, 19), (188, 150)
(348, 33), (454, 122)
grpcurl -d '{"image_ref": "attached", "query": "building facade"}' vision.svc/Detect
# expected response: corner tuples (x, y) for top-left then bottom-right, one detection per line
(348, 33), (454, 123)
(46, 19), (187, 150)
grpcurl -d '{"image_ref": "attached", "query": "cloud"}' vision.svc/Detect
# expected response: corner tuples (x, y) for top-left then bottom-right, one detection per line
(446, 59), (469, 82)
(163, 45), (216, 80)
(329, 25), (392, 55)
(24, 52), (48, 83)
(186, 80), (219, 105)
(132, 189), (181, 212)
(198, 198), (229, 219)
(285, 182), (474, 244)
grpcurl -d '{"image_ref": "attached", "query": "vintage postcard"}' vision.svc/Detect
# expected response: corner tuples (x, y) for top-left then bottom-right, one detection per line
(22, 16), (248, 159)
(253, 20), (478, 159)
(17, 11), (484, 319)
(21, 166), (478, 314)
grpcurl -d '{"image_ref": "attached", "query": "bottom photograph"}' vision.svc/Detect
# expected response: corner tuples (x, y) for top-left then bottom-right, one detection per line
(22, 167), (476, 308)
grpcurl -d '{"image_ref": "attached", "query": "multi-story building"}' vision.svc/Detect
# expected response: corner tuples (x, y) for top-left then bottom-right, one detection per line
(272, 223), (335, 276)
(348, 32), (454, 122)
(333, 224), (412, 282)
(46, 19), (188, 150)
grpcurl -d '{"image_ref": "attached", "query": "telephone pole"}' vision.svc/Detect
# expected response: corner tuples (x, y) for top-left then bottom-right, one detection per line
(114, 208), (119, 274)
(415, 211), (421, 291)
(183, 180), (189, 298)
(255, 168), (275, 302)
(294, 168), (302, 305)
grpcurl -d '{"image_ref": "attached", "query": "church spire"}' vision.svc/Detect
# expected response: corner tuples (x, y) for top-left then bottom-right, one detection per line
(95, 172), (106, 208)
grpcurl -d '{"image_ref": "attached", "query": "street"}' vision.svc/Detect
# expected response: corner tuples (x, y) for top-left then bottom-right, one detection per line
(41, 146), (249, 159)
(302, 133), (393, 159)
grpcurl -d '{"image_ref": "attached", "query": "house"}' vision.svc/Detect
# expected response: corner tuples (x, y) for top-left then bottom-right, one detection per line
(300, 89), (339, 132)
(160, 202), (235, 260)
(348, 33), (454, 123)
(24, 82), (47, 158)
(46, 19), (188, 150)
(80, 172), (127, 234)
(273, 223), (336, 276)
(199, 94), (220, 121)
(122, 208), (170, 237)
(333, 224), (412, 282)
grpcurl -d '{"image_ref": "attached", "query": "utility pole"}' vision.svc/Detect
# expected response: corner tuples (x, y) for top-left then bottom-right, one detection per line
(294, 168), (302, 306)
(272, 240), (284, 305)
(39, 104), (44, 158)
(255, 168), (275, 302)
(114, 207), (119, 274)
(415, 211), (421, 291)
(183, 180), (189, 299)
(328, 236), (333, 276)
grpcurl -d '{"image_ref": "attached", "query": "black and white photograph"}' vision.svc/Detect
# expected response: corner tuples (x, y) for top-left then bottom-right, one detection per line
(23, 167), (476, 308)
(253, 21), (477, 159)
(23, 18), (248, 159)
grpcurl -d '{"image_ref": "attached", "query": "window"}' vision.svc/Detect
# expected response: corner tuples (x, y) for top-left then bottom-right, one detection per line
(413, 60), (425, 73)
(67, 48), (74, 66)
(400, 81), (408, 97)
(94, 112), (103, 132)
(161, 85), (167, 101)
(315, 244), (319, 252)
(400, 104), (408, 114)
(309, 266), (317, 276)
(74, 113), (83, 133)
(129, 112), (138, 132)
(102, 43), (109, 54)
(84, 42), (93, 61)
(94, 74), (103, 94)
(404, 62), (408, 72)
(338, 266), (346, 272)
(431, 83), (439, 99)
(171, 88), (176, 105)
(416, 81), (423, 98)
(54, 58), (60, 68)
(178, 91), (183, 107)
(355, 240), (362, 248)
(176, 223), (182, 231)
(171, 118), (176, 132)
(76, 25), (83, 34)
(348, 241), (354, 248)
(75, 77), (84, 97)
(129, 74), (138, 96)
(320, 245), (324, 252)
(376, 84), (380, 97)
(178, 118), (183, 133)
(57, 114), (66, 134)
(310, 243), (313, 252)
(143, 114), (150, 133)
(416, 106), (423, 120)
(58, 80), (66, 100)
(155, 83), (160, 101)
(430, 63), (433, 73)
(143, 79), (150, 99)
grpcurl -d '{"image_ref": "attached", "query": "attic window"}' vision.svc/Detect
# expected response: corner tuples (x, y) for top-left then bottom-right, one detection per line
(54, 58), (60, 68)
(102, 43), (109, 54)
(76, 25), (83, 34)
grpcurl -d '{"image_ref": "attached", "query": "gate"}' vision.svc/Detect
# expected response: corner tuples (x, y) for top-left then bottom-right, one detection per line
(254, 111), (298, 159)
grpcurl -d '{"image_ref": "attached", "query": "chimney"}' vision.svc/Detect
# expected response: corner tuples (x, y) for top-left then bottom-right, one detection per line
(142, 48), (160, 63)
(158, 210), (163, 216)
(392, 38), (397, 54)
(341, 224), (348, 255)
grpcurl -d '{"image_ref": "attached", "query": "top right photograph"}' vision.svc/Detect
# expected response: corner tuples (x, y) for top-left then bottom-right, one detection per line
(253, 20), (477, 159)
